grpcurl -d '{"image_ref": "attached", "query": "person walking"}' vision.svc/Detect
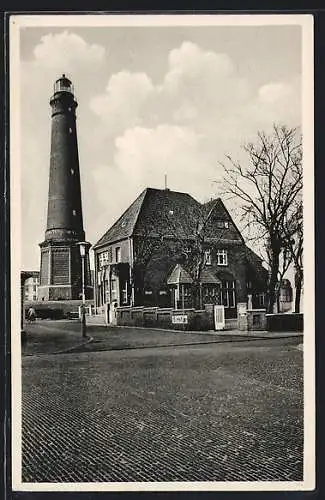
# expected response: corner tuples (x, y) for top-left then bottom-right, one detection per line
(27, 307), (36, 323)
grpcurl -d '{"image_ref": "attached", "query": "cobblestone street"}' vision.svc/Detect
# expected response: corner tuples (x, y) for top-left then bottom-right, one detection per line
(21, 324), (303, 483)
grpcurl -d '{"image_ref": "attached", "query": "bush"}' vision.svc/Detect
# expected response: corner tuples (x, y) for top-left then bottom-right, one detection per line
(188, 313), (211, 331)
(26, 307), (65, 320)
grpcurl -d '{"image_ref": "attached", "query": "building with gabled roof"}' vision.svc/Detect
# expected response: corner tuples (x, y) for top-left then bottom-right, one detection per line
(93, 187), (267, 318)
(23, 271), (40, 302)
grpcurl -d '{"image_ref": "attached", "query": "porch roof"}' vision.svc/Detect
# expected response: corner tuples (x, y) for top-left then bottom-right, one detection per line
(167, 264), (222, 286)
(200, 268), (222, 284)
(167, 264), (192, 285)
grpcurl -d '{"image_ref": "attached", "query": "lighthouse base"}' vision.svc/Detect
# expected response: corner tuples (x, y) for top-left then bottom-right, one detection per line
(37, 284), (93, 301)
(38, 240), (92, 301)
(37, 284), (79, 302)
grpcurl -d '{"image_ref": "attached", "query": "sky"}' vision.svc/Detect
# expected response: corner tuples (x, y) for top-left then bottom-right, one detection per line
(18, 22), (302, 271)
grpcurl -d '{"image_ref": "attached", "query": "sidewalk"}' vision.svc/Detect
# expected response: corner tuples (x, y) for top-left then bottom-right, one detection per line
(81, 318), (303, 338)
(22, 320), (303, 356)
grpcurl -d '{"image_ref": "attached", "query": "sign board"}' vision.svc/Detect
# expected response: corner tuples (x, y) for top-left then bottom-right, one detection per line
(172, 315), (188, 324)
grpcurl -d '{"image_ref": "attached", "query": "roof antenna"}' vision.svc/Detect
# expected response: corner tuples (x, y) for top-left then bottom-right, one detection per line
(164, 174), (168, 190)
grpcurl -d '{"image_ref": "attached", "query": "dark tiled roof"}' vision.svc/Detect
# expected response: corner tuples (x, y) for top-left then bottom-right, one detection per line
(95, 189), (247, 249)
(203, 198), (243, 242)
(93, 188), (147, 248)
(200, 268), (222, 284)
(133, 188), (201, 239)
(94, 187), (201, 248)
(245, 246), (268, 286)
(245, 246), (263, 265)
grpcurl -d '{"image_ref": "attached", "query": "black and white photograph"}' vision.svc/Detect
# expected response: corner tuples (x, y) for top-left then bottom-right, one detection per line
(10, 14), (314, 492)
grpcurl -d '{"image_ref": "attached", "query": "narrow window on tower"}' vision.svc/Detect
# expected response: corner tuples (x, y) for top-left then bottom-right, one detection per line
(69, 127), (72, 134)
(71, 168), (74, 175)
(115, 247), (121, 263)
(72, 210), (76, 216)
(204, 249), (212, 265)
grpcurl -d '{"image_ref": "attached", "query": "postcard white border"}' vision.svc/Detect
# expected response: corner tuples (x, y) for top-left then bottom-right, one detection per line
(10, 13), (315, 492)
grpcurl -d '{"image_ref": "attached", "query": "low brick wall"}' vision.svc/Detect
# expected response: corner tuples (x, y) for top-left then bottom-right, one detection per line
(116, 306), (213, 331)
(247, 309), (267, 331)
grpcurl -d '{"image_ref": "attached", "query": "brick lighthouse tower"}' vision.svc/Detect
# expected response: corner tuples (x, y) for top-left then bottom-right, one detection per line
(38, 75), (92, 301)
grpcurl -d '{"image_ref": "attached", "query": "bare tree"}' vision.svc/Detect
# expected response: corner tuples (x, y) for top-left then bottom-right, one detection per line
(130, 234), (164, 305)
(131, 201), (226, 310)
(173, 205), (213, 309)
(281, 200), (303, 312)
(220, 124), (302, 313)
(178, 205), (231, 309)
(276, 247), (293, 313)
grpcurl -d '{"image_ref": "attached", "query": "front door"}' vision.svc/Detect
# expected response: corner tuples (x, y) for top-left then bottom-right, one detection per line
(221, 280), (237, 319)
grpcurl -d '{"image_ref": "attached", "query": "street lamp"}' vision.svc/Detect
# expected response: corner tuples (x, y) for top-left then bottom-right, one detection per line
(77, 241), (91, 338)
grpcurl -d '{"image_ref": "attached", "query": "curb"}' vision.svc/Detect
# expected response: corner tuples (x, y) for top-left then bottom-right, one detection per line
(23, 335), (94, 357)
(96, 335), (303, 352)
(25, 334), (303, 357)
(104, 324), (303, 338)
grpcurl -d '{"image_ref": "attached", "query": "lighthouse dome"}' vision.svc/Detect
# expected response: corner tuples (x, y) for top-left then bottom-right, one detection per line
(53, 74), (74, 95)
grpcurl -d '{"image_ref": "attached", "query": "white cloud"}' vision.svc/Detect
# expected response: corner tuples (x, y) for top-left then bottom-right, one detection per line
(114, 124), (204, 183)
(258, 82), (293, 104)
(249, 78), (301, 129)
(90, 124), (220, 220)
(89, 71), (154, 134)
(87, 41), (301, 245)
(20, 33), (302, 269)
(164, 41), (235, 92)
(33, 31), (105, 72)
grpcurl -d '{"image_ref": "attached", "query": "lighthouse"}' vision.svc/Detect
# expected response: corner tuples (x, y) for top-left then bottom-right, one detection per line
(38, 75), (92, 301)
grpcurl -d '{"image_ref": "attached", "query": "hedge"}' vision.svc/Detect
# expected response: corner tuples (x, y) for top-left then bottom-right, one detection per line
(266, 313), (303, 332)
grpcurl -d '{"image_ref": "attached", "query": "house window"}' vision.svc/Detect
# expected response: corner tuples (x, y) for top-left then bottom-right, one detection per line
(221, 280), (236, 308)
(111, 280), (117, 301)
(122, 281), (128, 304)
(69, 127), (73, 134)
(71, 168), (74, 175)
(72, 209), (76, 216)
(98, 251), (109, 268)
(115, 247), (121, 263)
(216, 249), (228, 266)
(204, 249), (211, 266)
(177, 285), (192, 309)
(224, 222), (229, 228)
(258, 293), (265, 307)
